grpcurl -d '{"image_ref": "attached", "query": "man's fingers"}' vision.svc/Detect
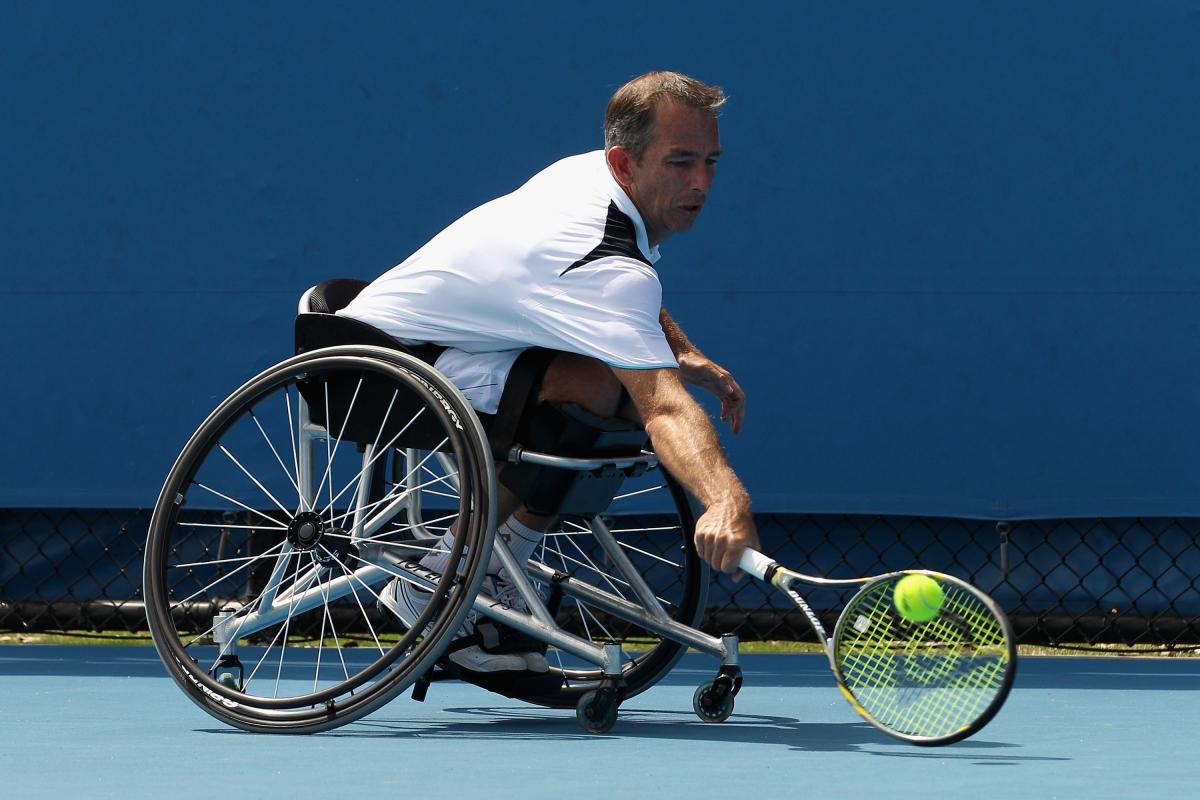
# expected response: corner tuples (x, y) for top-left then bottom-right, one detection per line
(719, 393), (745, 434)
(719, 546), (746, 574)
(696, 532), (729, 573)
(694, 504), (758, 574)
(694, 528), (715, 566)
(721, 376), (745, 418)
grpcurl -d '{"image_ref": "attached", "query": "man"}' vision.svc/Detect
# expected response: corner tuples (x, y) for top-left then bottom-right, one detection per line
(341, 71), (759, 673)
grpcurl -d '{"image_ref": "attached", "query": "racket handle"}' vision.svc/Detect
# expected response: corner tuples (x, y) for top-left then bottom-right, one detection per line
(738, 548), (778, 581)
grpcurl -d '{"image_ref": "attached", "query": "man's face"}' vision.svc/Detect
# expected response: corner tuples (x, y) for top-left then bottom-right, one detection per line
(623, 101), (721, 247)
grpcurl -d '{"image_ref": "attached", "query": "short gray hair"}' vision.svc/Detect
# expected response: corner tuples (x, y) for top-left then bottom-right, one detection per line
(604, 71), (726, 159)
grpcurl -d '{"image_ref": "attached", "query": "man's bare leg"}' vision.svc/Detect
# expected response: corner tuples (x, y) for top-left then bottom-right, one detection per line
(403, 353), (628, 670)
(490, 350), (626, 552)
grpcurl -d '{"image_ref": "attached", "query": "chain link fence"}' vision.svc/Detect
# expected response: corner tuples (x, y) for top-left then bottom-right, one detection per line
(4, 508), (1200, 648)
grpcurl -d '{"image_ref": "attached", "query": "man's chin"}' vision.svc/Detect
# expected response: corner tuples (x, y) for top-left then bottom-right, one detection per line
(673, 215), (699, 233)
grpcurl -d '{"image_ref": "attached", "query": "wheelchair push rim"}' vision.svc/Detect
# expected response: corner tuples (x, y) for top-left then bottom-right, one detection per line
(143, 347), (496, 733)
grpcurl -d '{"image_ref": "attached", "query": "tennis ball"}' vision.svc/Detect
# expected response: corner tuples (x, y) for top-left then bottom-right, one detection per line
(893, 574), (944, 623)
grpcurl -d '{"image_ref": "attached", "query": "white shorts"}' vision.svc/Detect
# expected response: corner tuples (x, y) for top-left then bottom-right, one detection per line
(432, 347), (527, 414)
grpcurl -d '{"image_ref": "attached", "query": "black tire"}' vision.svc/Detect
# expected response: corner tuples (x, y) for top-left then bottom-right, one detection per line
(575, 688), (620, 734)
(512, 470), (707, 708)
(692, 680), (735, 723)
(143, 346), (496, 733)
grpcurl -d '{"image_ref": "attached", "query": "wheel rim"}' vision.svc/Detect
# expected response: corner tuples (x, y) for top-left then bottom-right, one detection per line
(143, 350), (494, 729)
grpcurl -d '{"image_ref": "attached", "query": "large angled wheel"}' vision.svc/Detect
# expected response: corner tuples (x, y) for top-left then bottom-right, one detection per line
(143, 346), (496, 733)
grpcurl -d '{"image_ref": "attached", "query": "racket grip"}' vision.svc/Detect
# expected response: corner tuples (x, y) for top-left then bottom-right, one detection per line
(738, 548), (777, 581)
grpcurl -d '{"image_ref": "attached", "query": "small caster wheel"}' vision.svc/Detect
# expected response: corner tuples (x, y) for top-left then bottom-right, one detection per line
(576, 688), (619, 734)
(216, 672), (239, 690)
(693, 680), (735, 723)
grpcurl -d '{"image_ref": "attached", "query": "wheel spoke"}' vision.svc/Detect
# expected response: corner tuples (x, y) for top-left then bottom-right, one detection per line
(318, 391), (414, 518)
(560, 530), (631, 600)
(182, 521), (288, 531)
(342, 440), (450, 534)
(311, 376), (364, 524)
(615, 539), (684, 569)
(217, 443), (293, 518)
(321, 547), (389, 656)
(611, 484), (664, 502)
(167, 539), (290, 610)
(575, 600), (622, 651)
(171, 552), (274, 570)
(248, 408), (303, 504)
(191, 482), (287, 529)
(285, 384), (307, 512)
(354, 511), (459, 543)
(273, 553), (311, 698)
(326, 470), (456, 531)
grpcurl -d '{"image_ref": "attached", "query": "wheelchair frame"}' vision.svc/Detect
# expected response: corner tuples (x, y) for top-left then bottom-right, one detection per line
(142, 293), (744, 734)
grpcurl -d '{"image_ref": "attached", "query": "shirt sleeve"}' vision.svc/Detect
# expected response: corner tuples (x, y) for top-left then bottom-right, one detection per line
(526, 258), (678, 369)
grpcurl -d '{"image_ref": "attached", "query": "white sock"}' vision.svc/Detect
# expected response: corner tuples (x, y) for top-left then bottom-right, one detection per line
(417, 517), (545, 578)
(419, 531), (457, 575)
(489, 517), (544, 579)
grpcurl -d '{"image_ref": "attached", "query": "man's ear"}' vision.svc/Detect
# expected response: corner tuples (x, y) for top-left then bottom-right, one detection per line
(606, 146), (636, 189)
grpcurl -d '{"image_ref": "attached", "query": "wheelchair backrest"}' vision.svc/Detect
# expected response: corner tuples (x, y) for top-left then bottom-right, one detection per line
(300, 278), (370, 315)
(295, 279), (450, 450)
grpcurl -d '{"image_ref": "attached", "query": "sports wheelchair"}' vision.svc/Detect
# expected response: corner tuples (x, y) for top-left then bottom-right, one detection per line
(143, 279), (743, 734)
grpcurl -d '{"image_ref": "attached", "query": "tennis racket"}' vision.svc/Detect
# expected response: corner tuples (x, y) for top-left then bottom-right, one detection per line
(738, 548), (1016, 745)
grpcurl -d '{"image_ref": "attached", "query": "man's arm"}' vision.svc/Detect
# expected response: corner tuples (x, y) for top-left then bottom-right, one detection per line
(659, 307), (747, 435)
(612, 365), (758, 574)
(659, 307), (699, 358)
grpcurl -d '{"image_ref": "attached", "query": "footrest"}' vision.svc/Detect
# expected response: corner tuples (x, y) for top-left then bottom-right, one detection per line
(446, 663), (564, 698)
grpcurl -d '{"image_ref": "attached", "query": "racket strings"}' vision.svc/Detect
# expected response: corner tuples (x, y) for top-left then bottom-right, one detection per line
(835, 578), (1011, 739)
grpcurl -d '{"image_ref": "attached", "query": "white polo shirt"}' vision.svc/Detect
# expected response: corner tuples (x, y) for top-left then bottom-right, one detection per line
(340, 151), (678, 412)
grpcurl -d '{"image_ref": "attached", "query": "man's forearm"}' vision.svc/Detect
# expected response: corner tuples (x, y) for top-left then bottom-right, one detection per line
(659, 307), (700, 359)
(614, 365), (758, 572)
(642, 387), (749, 512)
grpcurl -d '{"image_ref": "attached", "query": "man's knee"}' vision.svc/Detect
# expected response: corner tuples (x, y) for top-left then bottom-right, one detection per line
(538, 353), (624, 418)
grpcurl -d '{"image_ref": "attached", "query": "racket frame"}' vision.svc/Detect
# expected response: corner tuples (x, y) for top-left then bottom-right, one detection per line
(738, 548), (1016, 745)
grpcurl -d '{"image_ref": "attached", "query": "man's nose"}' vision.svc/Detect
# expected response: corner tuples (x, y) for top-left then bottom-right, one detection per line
(692, 163), (714, 193)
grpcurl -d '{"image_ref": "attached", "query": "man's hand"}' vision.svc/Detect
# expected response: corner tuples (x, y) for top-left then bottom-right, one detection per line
(693, 498), (759, 577)
(677, 352), (746, 434)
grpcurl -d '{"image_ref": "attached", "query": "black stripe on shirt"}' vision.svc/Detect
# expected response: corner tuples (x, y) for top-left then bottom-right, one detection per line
(561, 201), (651, 275)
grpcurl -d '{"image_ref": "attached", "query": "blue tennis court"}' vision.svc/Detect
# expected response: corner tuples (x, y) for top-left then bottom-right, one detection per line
(3, 646), (1194, 798)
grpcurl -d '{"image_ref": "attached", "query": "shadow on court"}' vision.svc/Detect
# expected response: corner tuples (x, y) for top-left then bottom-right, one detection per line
(197, 705), (1062, 762)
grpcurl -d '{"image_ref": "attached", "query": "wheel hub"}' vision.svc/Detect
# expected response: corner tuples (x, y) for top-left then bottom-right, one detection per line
(287, 511), (325, 551)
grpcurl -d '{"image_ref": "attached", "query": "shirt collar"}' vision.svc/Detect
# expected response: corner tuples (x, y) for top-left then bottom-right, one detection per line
(603, 156), (661, 265)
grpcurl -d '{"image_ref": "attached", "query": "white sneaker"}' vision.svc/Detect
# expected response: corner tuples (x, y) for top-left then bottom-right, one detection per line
(380, 577), (547, 673)
(492, 578), (550, 673)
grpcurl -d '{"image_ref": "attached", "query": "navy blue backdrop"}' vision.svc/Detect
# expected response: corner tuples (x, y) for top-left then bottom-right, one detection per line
(3, 2), (1199, 517)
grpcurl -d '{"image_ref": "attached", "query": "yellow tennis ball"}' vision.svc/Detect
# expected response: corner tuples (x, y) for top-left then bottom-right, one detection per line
(894, 574), (944, 623)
